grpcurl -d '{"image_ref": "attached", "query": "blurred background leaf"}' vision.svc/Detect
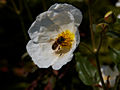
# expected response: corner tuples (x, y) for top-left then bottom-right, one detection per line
(75, 53), (100, 86)
(109, 47), (120, 71)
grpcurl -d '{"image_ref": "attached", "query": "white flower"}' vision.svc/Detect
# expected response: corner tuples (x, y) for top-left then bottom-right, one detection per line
(99, 65), (119, 87)
(115, 0), (120, 7)
(26, 3), (82, 70)
(117, 14), (120, 19)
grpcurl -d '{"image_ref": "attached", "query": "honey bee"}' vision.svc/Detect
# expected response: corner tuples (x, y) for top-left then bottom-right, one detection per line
(52, 36), (66, 50)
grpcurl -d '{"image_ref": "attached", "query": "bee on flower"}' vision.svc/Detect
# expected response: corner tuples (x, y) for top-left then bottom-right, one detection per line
(26, 3), (82, 70)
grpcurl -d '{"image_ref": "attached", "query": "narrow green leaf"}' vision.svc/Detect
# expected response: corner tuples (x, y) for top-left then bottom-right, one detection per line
(107, 31), (120, 38)
(75, 53), (100, 85)
(109, 47), (120, 71)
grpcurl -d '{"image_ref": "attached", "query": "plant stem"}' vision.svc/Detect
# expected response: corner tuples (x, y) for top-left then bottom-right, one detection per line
(87, 3), (106, 89)
(95, 33), (106, 90)
(88, 3), (95, 51)
(95, 54), (106, 90)
(11, 0), (19, 14)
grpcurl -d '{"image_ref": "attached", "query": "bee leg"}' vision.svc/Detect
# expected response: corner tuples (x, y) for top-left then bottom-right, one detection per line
(57, 45), (61, 51)
(57, 46), (62, 56)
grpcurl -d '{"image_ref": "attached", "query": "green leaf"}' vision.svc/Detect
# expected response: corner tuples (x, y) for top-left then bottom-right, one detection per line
(75, 53), (100, 86)
(109, 47), (120, 63)
(107, 31), (120, 38)
(109, 47), (120, 71)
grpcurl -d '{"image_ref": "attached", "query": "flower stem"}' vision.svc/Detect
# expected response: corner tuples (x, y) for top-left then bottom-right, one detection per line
(11, 0), (20, 14)
(95, 33), (106, 90)
(88, 3), (95, 51)
(95, 54), (106, 90)
(87, 3), (106, 89)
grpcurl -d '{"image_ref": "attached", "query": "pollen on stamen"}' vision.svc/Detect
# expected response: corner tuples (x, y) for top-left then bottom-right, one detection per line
(55, 30), (75, 54)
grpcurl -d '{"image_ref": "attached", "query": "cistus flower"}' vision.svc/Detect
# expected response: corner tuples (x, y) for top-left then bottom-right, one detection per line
(99, 65), (119, 88)
(26, 3), (82, 70)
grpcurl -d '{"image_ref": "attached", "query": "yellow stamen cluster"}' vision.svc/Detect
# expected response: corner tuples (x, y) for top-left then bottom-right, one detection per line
(57, 30), (75, 49)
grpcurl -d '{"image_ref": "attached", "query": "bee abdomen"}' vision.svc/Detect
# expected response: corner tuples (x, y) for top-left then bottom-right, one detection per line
(52, 42), (58, 50)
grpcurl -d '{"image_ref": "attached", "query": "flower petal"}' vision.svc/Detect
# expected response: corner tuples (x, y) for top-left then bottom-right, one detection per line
(52, 53), (73, 70)
(101, 65), (113, 76)
(101, 65), (119, 87)
(52, 43), (76, 70)
(75, 28), (80, 47)
(28, 11), (60, 43)
(26, 40), (58, 68)
(47, 10), (74, 26)
(48, 3), (82, 26)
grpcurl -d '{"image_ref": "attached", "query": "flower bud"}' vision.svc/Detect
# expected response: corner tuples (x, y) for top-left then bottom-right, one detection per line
(104, 11), (116, 23)
(96, 23), (108, 33)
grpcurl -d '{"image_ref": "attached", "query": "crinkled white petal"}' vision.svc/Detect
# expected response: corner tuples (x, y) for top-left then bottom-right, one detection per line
(26, 40), (58, 68)
(75, 28), (80, 47)
(28, 11), (60, 43)
(101, 66), (113, 76)
(101, 65), (119, 87)
(47, 10), (74, 26)
(109, 77), (116, 87)
(52, 53), (73, 70)
(52, 41), (76, 70)
(60, 22), (75, 33)
(48, 3), (83, 26)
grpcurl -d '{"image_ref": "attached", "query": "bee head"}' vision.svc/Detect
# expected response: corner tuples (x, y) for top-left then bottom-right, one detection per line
(57, 36), (65, 44)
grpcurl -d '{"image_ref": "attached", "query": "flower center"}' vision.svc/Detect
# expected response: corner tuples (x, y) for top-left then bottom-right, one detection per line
(57, 30), (75, 48)
(52, 30), (75, 54)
